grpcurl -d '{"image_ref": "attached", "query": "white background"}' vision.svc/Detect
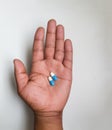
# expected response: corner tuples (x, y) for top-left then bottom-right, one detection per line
(0, 0), (112, 130)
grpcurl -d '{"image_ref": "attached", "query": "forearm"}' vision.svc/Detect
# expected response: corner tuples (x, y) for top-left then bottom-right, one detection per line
(34, 111), (63, 130)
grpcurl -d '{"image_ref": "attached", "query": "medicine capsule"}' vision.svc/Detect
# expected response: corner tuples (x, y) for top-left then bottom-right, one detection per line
(50, 72), (58, 81)
(48, 76), (55, 86)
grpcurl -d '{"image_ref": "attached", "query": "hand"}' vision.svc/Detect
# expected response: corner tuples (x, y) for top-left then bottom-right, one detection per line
(14, 19), (73, 114)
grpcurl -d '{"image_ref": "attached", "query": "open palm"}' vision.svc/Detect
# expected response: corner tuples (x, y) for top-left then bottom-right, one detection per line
(14, 19), (73, 113)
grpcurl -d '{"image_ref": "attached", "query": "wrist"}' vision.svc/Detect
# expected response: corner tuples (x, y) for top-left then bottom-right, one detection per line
(34, 111), (63, 130)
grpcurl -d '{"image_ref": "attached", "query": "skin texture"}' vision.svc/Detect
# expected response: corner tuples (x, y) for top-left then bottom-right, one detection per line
(14, 19), (73, 130)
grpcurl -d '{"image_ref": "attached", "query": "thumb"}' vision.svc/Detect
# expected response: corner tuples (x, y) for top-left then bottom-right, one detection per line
(13, 59), (29, 93)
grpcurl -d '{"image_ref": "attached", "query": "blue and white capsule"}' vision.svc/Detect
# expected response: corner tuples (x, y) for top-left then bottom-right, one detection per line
(50, 72), (58, 81)
(48, 76), (55, 86)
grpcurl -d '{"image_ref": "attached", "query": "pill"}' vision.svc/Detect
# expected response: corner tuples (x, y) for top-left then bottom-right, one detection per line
(50, 72), (58, 81)
(48, 76), (55, 86)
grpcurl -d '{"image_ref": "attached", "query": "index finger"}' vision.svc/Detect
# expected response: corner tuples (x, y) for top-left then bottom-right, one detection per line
(32, 27), (45, 63)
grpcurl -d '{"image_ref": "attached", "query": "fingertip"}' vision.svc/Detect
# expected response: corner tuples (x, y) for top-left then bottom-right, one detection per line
(65, 39), (73, 51)
(13, 59), (18, 65)
(13, 59), (25, 72)
(65, 39), (72, 43)
(48, 19), (56, 24)
(56, 24), (64, 41)
(37, 27), (45, 32)
(47, 19), (57, 33)
(38, 27), (45, 34)
(13, 59), (19, 74)
(35, 27), (45, 40)
(57, 24), (64, 31)
(13, 59), (22, 65)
